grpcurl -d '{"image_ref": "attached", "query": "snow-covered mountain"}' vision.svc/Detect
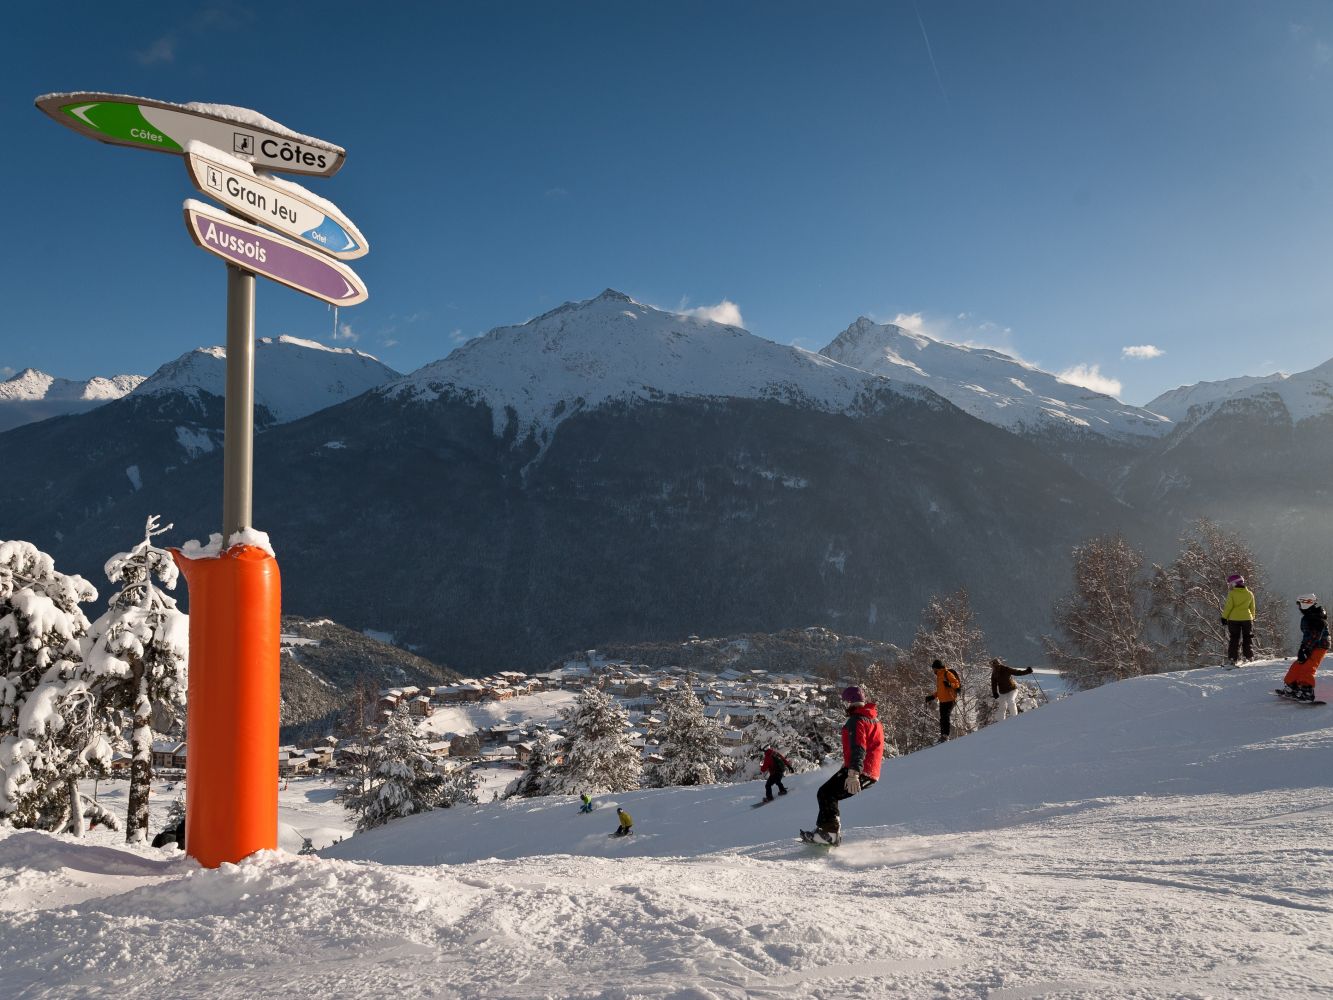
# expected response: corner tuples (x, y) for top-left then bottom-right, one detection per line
(819, 317), (1172, 442)
(388, 289), (917, 443)
(135, 335), (399, 424)
(0, 368), (145, 432)
(1146, 359), (1333, 424)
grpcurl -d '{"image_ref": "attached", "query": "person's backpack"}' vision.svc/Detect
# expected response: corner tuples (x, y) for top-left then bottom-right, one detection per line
(946, 668), (962, 692)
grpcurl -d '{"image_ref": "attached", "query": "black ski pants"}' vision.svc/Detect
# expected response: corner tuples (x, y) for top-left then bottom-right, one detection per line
(1227, 620), (1253, 663)
(764, 770), (787, 800)
(938, 699), (955, 741)
(815, 767), (876, 831)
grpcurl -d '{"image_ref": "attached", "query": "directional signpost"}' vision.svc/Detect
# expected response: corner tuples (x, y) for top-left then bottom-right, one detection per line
(36, 90), (368, 869)
(35, 92), (345, 177)
(184, 200), (369, 305)
(185, 143), (367, 259)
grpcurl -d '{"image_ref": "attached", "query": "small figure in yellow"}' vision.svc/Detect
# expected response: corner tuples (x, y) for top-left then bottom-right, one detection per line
(613, 807), (633, 837)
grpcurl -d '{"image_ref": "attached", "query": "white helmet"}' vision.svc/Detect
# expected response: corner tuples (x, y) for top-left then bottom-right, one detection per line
(1297, 594), (1317, 609)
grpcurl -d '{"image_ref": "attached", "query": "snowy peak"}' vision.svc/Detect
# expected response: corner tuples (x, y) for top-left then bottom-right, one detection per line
(388, 291), (908, 440)
(134, 337), (401, 424)
(1146, 357), (1333, 425)
(0, 367), (144, 403)
(0, 367), (147, 433)
(820, 318), (1172, 441)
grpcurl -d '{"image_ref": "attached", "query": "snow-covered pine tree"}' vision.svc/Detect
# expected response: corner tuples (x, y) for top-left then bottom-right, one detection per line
(645, 678), (727, 787)
(741, 690), (843, 777)
(83, 516), (189, 843)
(509, 730), (560, 798)
(343, 703), (475, 833)
(0, 540), (111, 833)
(545, 686), (640, 795)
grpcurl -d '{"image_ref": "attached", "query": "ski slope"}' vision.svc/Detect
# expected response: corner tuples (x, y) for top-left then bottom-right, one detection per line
(2, 662), (1330, 999)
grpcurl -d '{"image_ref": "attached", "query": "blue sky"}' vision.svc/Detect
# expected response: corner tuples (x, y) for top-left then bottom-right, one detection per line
(4, 1), (1333, 406)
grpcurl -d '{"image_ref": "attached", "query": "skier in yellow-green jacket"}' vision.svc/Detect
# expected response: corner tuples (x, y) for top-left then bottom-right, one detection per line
(1221, 574), (1256, 665)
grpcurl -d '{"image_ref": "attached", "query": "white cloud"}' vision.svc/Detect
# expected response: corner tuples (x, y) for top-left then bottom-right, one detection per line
(136, 35), (176, 64)
(1058, 363), (1122, 398)
(382, 338), (398, 348)
(890, 312), (926, 332)
(1122, 345), (1163, 360)
(1, 366), (13, 378)
(678, 299), (745, 328)
(449, 328), (471, 345)
(332, 322), (359, 343)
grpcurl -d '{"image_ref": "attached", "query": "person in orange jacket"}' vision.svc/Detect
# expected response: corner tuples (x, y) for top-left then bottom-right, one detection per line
(924, 659), (962, 743)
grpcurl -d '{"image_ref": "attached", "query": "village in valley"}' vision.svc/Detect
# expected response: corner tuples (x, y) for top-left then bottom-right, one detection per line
(151, 645), (835, 799)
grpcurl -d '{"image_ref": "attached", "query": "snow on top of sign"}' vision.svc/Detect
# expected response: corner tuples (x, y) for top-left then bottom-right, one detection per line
(178, 528), (276, 560)
(35, 92), (344, 154)
(183, 141), (366, 248)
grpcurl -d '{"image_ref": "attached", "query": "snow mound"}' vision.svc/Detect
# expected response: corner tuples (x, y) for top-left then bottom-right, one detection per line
(820, 317), (1172, 440)
(386, 290), (922, 441)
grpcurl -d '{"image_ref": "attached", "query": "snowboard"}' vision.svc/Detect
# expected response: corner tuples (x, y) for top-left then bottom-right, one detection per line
(751, 797), (781, 808)
(799, 829), (840, 847)
(1274, 688), (1327, 706)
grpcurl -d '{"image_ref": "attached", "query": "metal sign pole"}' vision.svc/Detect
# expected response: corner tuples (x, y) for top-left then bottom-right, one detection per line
(223, 264), (256, 540)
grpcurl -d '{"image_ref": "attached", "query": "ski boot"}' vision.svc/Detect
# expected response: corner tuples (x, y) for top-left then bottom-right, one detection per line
(1298, 685), (1317, 702)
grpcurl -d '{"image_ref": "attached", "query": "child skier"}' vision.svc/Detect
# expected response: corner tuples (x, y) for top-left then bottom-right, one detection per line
(1284, 594), (1328, 701)
(924, 659), (962, 742)
(1221, 574), (1256, 665)
(760, 746), (790, 801)
(614, 807), (634, 836)
(800, 686), (884, 846)
(579, 793), (594, 813)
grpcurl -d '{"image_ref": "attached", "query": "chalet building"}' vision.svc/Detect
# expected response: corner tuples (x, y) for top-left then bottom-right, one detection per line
(408, 695), (434, 717)
(151, 741), (187, 770)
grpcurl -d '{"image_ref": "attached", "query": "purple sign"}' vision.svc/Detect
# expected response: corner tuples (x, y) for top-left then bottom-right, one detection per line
(183, 200), (367, 306)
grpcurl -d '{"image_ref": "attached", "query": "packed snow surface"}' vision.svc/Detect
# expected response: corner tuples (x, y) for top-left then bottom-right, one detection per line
(820, 317), (1172, 440)
(3, 663), (1330, 999)
(133, 335), (398, 423)
(388, 290), (925, 440)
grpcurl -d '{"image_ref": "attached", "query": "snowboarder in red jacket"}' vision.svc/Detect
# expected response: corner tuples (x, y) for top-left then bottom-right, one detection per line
(760, 747), (790, 801)
(802, 686), (884, 846)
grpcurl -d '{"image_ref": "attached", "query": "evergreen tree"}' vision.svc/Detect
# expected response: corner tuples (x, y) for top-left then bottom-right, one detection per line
(343, 703), (476, 833)
(1149, 518), (1286, 667)
(0, 539), (109, 833)
(509, 731), (561, 798)
(83, 516), (189, 843)
(546, 686), (640, 794)
(1045, 534), (1159, 690)
(646, 678), (727, 787)
(742, 690), (843, 775)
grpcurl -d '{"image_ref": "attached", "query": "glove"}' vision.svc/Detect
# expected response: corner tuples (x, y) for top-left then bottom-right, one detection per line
(992, 694), (999, 700)
(843, 770), (861, 795)
(1220, 617), (1227, 625)
(923, 694), (935, 704)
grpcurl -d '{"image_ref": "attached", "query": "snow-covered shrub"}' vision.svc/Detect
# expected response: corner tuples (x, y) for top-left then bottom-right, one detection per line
(83, 516), (189, 843)
(510, 730), (561, 798)
(741, 691), (844, 777)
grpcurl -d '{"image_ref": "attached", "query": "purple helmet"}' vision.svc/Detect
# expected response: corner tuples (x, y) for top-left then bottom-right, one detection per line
(841, 685), (866, 705)
(1227, 574), (1245, 587)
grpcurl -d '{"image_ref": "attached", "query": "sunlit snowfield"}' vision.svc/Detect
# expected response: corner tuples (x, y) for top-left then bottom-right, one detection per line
(3, 663), (1329, 999)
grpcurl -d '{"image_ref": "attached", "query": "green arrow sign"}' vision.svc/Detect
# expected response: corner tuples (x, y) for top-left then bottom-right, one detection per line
(34, 92), (345, 177)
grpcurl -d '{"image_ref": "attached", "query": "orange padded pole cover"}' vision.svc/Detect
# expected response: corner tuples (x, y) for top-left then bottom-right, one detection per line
(171, 544), (281, 868)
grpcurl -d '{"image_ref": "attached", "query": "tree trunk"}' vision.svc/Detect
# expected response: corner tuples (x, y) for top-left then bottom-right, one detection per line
(65, 778), (86, 837)
(126, 656), (153, 844)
